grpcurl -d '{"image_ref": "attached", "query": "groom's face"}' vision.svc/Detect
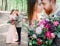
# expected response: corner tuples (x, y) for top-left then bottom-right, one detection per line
(41, 0), (53, 15)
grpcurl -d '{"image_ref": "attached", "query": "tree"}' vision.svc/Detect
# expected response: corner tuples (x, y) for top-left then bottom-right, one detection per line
(5, 0), (8, 10)
(16, 0), (19, 9)
(2, 0), (3, 10)
(21, 0), (23, 11)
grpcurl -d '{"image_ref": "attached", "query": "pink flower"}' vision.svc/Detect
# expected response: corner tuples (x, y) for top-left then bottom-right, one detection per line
(45, 31), (51, 39)
(53, 21), (59, 26)
(38, 20), (46, 26)
(11, 18), (15, 23)
(37, 38), (42, 45)
(45, 24), (50, 29)
(51, 33), (55, 38)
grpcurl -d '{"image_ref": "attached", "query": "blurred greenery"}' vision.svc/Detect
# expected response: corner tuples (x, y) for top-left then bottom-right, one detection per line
(0, 0), (27, 13)
(0, 0), (60, 13)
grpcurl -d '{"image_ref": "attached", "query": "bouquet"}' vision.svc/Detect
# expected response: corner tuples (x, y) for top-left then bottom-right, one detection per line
(27, 16), (60, 46)
(7, 17), (18, 25)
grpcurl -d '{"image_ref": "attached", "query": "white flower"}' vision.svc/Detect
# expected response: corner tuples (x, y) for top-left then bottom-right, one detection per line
(35, 26), (42, 34)
(40, 24), (44, 29)
(32, 34), (37, 38)
(46, 18), (50, 21)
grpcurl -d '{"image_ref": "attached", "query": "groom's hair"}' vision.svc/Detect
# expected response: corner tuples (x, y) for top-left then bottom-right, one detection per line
(15, 9), (19, 16)
(41, 0), (56, 4)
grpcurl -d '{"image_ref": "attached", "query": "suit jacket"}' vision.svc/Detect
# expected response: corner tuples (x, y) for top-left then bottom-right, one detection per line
(16, 13), (23, 27)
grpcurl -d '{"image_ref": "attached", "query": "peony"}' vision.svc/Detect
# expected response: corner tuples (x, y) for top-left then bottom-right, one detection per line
(53, 21), (59, 26)
(51, 33), (55, 38)
(38, 20), (47, 26)
(35, 27), (42, 34)
(40, 24), (44, 29)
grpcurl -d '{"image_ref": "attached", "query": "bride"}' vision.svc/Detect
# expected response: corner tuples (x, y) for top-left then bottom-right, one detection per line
(27, 0), (43, 46)
(6, 9), (17, 43)
(28, 0), (43, 25)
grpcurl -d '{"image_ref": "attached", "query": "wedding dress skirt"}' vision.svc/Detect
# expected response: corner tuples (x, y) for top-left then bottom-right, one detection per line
(6, 24), (17, 43)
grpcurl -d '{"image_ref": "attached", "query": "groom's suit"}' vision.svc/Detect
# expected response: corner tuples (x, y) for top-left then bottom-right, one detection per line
(16, 13), (23, 42)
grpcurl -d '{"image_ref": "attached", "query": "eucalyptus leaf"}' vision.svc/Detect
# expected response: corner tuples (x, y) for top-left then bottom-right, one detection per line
(57, 32), (60, 38)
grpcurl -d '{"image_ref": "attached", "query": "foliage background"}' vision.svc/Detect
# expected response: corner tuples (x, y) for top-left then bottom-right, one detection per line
(0, 0), (60, 13)
(0, 0), (27, 12)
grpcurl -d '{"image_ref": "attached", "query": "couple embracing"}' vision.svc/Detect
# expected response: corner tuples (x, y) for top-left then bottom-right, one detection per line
(6, 9), (23, 45)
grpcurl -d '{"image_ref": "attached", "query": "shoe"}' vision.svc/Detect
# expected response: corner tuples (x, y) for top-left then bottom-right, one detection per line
(15, 40), (19, 42)
(15, 40), (20, 42)
(18, 42), (21, 45)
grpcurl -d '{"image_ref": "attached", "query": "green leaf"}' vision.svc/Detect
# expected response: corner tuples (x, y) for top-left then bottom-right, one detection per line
(48, 39), (53, 45)
(34, 20), (38, 25)
(41, 44), (46, 46)
(28, 40), (32, 46)
(57, 32), (60, 38)
(54, 32), (58, 35)
(32, 39), (37, 44)
(57, 25), (60, 32)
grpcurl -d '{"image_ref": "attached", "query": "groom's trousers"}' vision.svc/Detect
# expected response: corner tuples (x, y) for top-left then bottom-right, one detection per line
(16, 27), (21, 42)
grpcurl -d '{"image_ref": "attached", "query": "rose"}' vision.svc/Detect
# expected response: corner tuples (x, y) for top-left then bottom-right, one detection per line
(10, 19), (15, 25)
(53, 21), (59, 26)
(37, 38), (42, 45)
(45, 24), (50, 29)
(32, 34), (37, 38)
(45, 31), (51, 39)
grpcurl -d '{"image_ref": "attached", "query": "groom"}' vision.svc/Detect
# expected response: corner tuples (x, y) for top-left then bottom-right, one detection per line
(15, 10), (23, 44)
(41, 0), (60, 46)
(41, 0), (60, 16)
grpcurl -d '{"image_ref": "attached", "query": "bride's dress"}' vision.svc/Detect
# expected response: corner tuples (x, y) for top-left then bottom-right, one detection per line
(6, 15), (17, 43)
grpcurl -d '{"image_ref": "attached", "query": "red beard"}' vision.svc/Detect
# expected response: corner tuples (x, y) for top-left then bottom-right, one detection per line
(44, 8), (53, 15)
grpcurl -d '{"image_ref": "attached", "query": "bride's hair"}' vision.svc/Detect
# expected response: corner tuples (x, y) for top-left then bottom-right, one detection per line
(10, 9), (15, 15)
(27, 0), (37, 25)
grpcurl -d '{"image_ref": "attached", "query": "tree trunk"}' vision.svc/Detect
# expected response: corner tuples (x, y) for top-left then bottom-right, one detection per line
(2, 0), (3, 10)
(5, 0), (7, 10)
(21, 0), (23, 12)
